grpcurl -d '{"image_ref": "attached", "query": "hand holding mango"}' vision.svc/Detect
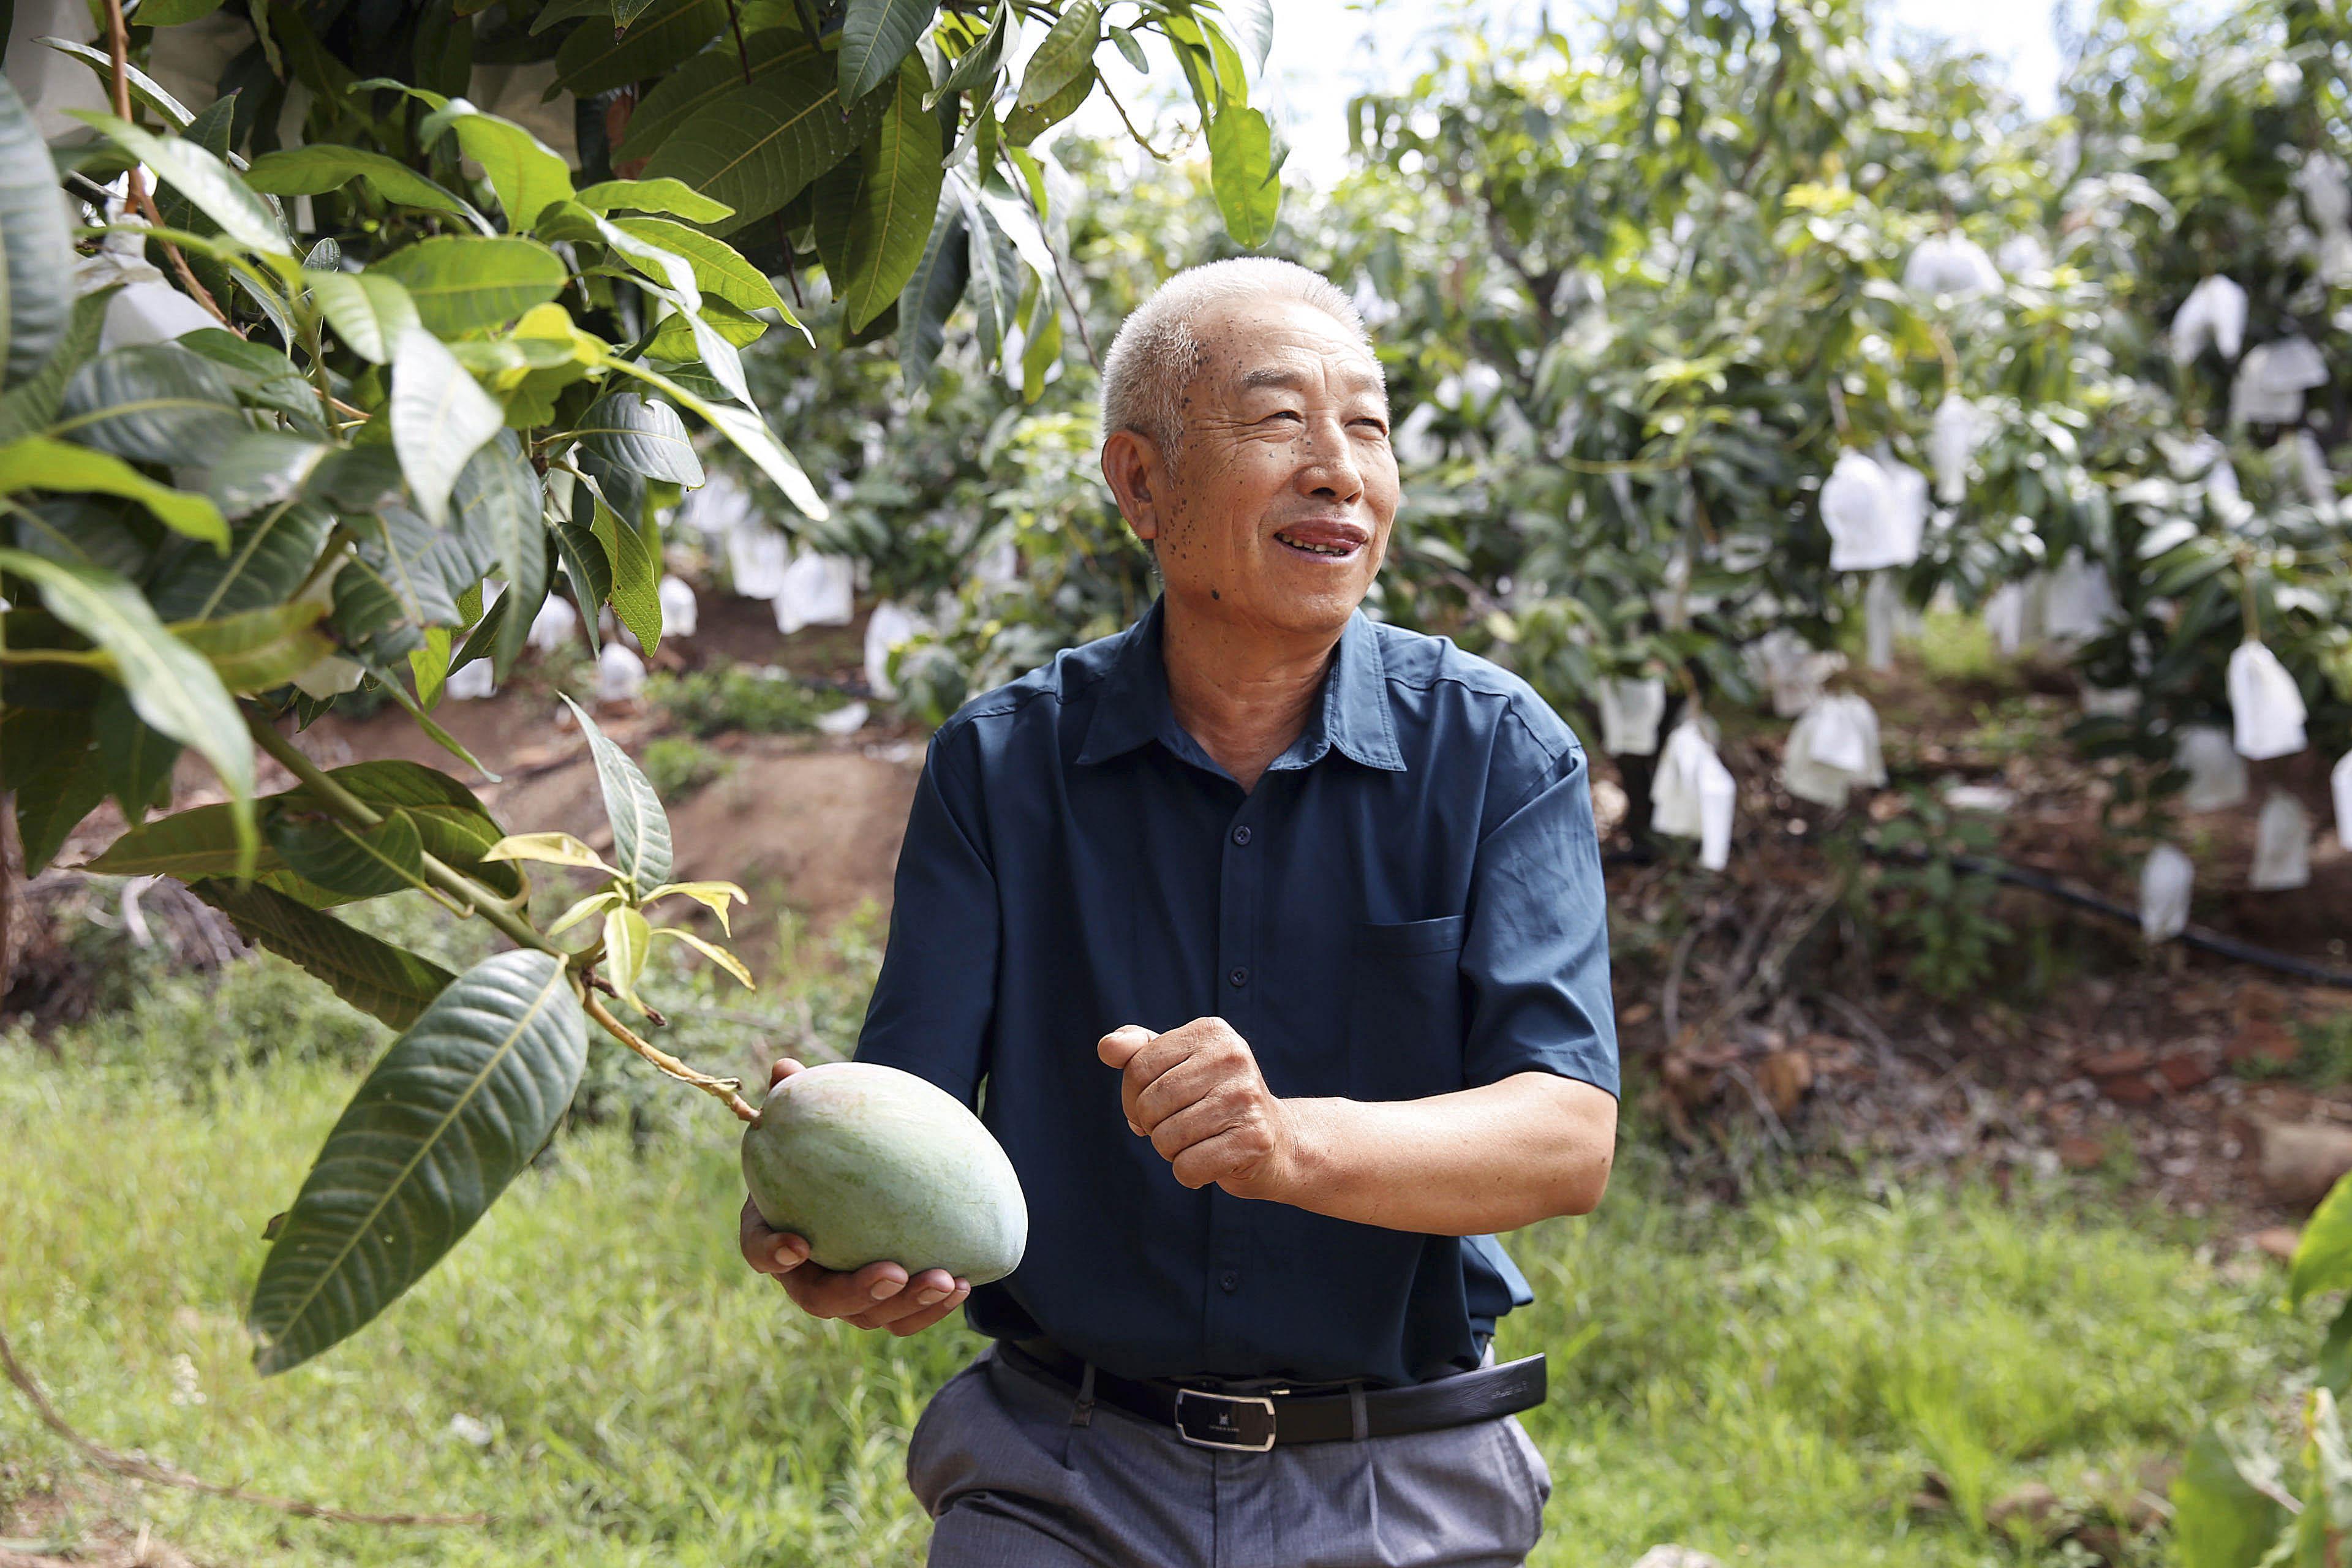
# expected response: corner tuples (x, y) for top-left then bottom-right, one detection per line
(739, 1058), (1026, 1336)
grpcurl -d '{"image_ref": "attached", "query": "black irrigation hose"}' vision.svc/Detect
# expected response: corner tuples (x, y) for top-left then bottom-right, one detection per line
(1939, 848), (2352, 992)
(1601, 840), (2352, 990)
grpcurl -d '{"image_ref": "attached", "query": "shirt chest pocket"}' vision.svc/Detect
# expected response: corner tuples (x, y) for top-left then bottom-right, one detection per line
(1346, 915), (1469, 1103)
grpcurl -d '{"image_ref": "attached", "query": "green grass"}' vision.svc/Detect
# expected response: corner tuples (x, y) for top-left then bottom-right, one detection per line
(0, 930), (2320, 1566)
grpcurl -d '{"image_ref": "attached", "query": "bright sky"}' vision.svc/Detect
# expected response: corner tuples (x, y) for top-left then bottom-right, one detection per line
(1061, 0), (2069, 189)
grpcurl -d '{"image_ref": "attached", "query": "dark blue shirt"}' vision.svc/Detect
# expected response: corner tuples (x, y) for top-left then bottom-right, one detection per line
(855, 598), (1618, 1387)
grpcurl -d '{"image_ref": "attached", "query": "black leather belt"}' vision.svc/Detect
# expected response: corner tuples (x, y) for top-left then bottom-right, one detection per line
(999, 1338), (1547, 1452)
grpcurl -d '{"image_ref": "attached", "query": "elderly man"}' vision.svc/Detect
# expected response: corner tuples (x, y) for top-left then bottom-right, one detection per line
(739, 257), (1619, 1566)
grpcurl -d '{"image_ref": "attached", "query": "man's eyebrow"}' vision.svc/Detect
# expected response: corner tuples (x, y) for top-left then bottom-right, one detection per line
(1236, 366), (1390, 398)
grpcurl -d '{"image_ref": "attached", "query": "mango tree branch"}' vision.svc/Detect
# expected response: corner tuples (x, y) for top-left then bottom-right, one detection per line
(582, 988), (759, 1122)
(99, 0), (234, 330)
(244, 711), (560, 959)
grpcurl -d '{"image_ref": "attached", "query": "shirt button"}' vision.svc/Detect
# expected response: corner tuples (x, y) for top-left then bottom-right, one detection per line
(1231, 825), (1252, 846)
(1228, 967), (1248, 989)
(1219, 1270), (1240, 1292)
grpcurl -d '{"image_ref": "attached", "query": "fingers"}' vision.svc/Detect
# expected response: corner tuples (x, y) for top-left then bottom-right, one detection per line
(1097, 1025), (1155, 1069)
(768, 1057), (806, 1089)
(1170, 1125), (1275, 1191)
(843, 1268), (966, 1332)
(1147, 1093), (1246, 1165)
(739, 1194), (809, 1275)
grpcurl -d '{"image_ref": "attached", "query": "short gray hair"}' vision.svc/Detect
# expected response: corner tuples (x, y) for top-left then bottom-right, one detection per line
(1099, 258), (1379, 461)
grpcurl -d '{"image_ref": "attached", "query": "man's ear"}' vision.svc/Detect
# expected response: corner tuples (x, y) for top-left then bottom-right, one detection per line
(1101, 429), (1166, 546)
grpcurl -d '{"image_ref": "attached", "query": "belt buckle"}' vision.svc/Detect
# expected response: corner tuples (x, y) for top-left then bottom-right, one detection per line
(1173, 1388), (1277, 1452)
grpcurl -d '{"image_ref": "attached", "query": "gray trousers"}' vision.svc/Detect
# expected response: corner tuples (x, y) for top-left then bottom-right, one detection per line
(907, 1346), (1552, 1567)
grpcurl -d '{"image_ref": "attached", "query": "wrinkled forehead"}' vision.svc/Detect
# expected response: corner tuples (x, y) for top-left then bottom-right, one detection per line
(1193, 298), (1387, 406)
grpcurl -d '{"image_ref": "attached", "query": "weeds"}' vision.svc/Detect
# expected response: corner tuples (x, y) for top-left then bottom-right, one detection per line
(646, 667), (847, 737)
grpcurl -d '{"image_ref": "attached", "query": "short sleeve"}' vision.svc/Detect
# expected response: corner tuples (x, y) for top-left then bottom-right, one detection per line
(852, 724), (1000, 1108)
(1459, 741), (1619, 1097)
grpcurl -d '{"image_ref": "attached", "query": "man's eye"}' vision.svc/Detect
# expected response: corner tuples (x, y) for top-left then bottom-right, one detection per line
(1264, 409), (1303, 423)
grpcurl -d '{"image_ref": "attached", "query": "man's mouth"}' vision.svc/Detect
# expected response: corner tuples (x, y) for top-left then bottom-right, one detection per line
(1272, 522), (1369, 560)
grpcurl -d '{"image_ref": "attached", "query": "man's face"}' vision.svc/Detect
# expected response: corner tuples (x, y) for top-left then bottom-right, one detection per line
(1114, 297), (1400, 639)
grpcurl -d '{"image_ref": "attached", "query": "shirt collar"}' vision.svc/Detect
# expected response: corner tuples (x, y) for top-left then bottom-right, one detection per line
(1076, 598), (1407, 774)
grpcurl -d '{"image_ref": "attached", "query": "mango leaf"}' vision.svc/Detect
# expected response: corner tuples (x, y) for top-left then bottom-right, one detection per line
(1021, 285), (1062, 403)
(581, 480), (663, 652)
(640, 55), (885, 235)
(451, 435), (549, 677)
(67, 111), (290, 255)
(34, 38), (195, 127)
(0, 435), (229, 545)
(2295, 1172), (2352, 1305)
(2170, 1425), (2293, 1568)
(840, 0), (938, 102)
(391, 328), (503, 529)
(1204, 0), (1273, 75)
(0, 548), (255, 872)
(0, 78), (75, 384)
(644, 297), (767, 360)
(576, 213), (752, 407)
(600, 356), (827, 521)
(574, 391), (703, 484)
(0, 290), (114, 447)
(574, 178), (734, 222)
(643, 878), (746, 934)
(55, 343), (247, 466)
(406, 95), (576, 231)
(1014, 0), (1097, 107)
(650, 924), (752, 987)
(483, 831), (615, 872)
(601, 905), (652, 1006)
(93, 758), (521, 894)
(173, 601), (337, 693)
(931, 3), (1014, 107)
(606, 217), (790, 314)
(550, 510), (611, 655)
(956, 177), (1020, 363)
(840, 58), (944, 331)
(562, 695), (673, 891)
(10, 714), (105, 873)
(616, 26), (817, 160)
(246, 948), (588, 1374)
(1005, 61), (1093, 148)
(190, 879), (457, 1030)
(2324, 1302), (2352, 1398)
(897, 182), (969, 386)
(308, 272), (423, 365)
(372, 236), (568, 337)
(149, 497), (332, 620)
(548, 888), (622, 936)
(244, 146), (480, 224)
(94, 690), (179, 822)
(265, 802), (428, 898)
(556, 0), (729, 97)
(1207, 105), (1279, 247)
(130, 0), (226, 27)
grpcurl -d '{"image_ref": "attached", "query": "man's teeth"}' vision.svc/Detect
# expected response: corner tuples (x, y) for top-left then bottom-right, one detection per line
(1278, 534), (1355, 556)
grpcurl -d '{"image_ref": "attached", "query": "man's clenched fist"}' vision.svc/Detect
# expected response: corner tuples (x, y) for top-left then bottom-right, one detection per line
(1098, 1018), (1304, 1200)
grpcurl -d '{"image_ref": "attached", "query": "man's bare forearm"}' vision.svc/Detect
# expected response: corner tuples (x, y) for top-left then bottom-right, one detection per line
(1272, 1072), (1617, 1235)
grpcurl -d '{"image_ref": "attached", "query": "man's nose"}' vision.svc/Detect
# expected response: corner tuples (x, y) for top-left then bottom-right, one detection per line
(1292, 413), (1363, 500)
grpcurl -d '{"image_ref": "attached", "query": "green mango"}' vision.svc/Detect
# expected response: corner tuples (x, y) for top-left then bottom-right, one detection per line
(741, 1061), (1027, 1285)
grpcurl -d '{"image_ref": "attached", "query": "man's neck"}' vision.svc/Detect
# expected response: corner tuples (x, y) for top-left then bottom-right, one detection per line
(1160, 595), (1344, 793)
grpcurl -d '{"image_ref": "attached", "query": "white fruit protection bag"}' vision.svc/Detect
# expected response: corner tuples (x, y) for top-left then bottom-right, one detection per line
(658, 575), (699, 639)
(1930, 394), (1985, 503)
(1822, 451), (1924, 571)
(1597, 676), (1667, 756)
(528, 595), (578, 653)
(1654, 719), (1736, 871)
(1744, 629), (1846, 717)
(2251, 791), (2312, 891)
(2334, 752), (2352, 851)
(2228, 640), (2309, 760)
(2139, 843), (2194, 943)
(596, 642), (647, 703)
(1783, 693), (1888, 809)
(2174, 724), (2249, 811)
(864, 601), (924, 698)
(771, 551), (856, 635)
(2170, 274), (2248, 363)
